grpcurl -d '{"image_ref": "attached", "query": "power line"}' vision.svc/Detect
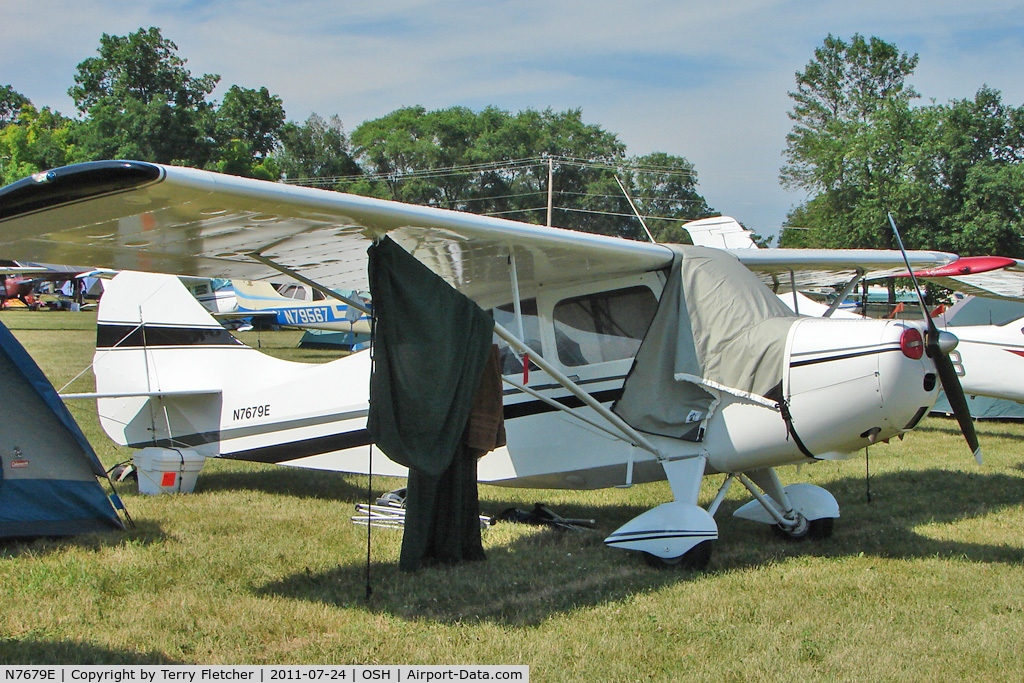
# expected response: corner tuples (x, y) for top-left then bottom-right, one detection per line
(282, 155), (698, 188)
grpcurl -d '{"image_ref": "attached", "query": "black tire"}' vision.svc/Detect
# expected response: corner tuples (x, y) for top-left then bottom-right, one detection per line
(642, 540), (713, 571)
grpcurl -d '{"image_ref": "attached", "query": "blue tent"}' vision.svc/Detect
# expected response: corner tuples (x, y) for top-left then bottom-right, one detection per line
(0, 319), (123, 537)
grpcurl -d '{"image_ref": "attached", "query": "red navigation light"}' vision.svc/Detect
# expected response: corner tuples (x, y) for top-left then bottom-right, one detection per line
(900, 327), (924, 360)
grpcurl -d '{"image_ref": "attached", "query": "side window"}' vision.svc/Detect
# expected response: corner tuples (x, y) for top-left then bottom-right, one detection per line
(553, 286), (657, 366)
(276, 284), (308, 301)
(492, 299), (542, 376)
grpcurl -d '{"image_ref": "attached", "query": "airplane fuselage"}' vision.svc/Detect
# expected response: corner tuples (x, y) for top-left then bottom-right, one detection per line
(92, 271), (940, 490)
(944, 322), (1024, 403)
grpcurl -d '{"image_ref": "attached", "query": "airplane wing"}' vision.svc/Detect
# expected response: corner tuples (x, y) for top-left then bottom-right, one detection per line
(682, 216), (955, 292)
(0, 162), (957, 304)
(731, 248), (955, 292)
(0, 161), (674, 306)
(914, 256), (1024, 301)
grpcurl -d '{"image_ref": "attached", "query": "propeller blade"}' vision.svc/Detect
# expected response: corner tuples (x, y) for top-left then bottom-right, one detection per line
(929, 336), (983, 464)
(887, 213), (981, 463)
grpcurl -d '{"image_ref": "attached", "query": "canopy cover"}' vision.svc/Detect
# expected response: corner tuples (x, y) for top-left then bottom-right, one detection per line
(614, 245), (799, 440)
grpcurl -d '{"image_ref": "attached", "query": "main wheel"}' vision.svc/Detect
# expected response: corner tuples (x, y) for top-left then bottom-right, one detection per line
(642, 540), (713, 571)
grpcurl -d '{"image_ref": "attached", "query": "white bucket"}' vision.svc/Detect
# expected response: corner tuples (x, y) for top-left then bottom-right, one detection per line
(133, 447), (206, 495)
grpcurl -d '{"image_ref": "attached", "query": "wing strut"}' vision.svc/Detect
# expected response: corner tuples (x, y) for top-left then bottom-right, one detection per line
(824, 272), (864, 318)
(507, 250), (528, 367)
(789, 270), (799, 314)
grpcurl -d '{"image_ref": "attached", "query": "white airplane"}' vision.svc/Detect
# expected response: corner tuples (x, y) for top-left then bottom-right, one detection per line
(910, 257), (1024, 406)
(0, 161), (978, 568)
(180, 277), (238, 316)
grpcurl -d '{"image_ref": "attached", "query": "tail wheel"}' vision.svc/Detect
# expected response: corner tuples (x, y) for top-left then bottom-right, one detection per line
(643, 540), (713, 571)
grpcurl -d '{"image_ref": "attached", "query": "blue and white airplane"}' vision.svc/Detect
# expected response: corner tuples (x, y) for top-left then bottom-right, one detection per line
(230, 279), (371, 335)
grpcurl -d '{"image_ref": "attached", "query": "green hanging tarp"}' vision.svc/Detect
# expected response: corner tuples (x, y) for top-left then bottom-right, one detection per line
(367, 236), (494, 571)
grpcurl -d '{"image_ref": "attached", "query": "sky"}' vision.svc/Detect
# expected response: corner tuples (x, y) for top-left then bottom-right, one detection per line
(3, 0), (1023, 240)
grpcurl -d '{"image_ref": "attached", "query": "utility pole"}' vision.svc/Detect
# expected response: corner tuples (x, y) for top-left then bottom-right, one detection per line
(546, 156), (554, 227)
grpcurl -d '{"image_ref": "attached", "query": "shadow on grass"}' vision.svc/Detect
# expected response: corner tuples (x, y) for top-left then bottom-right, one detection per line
(259, 524), (689, 627)
(0, 519), (168, 559)
(191, 463), (388, 504)
(0, 638), (180, 664)
(918, 420), (1024, 443)
(258, 468), (1024, 626)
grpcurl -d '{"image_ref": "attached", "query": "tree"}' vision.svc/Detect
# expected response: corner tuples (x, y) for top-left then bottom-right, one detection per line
(69, 27), (220, 167)
(73, 94), (215, 166)
(912, 87), (1024, 257)
(214, 85), (285, 158)
(780, 34), (921, 251)
(782, 34), (919, 195)
(623, 152), (711, 242)
(68, 27), (218, 113)
(346, 105), (711, 240)
(0, 105), (78, 185)
(0, 85), (30, 127)
(67, 27), (288, 177)
(781, 33), (1024, 296)
(275, 113), (361, 182)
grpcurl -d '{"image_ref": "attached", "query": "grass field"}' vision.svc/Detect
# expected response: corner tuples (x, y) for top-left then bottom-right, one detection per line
(2, 310), (1024, 680)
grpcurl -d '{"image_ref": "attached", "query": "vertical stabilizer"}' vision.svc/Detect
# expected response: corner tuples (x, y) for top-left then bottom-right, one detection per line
(682, 216), (758, 250)
(92, 271), (386, 476)
(94, 271), (248, 454)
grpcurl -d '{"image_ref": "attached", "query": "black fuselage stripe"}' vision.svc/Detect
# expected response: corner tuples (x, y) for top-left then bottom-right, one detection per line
(221, 429), (374, 464)
(503, 388), (623, 419)
(790, 346), (900, 368)
(130, 390), (624, 465)
(97, 323), (243, 349)
(503, 376), (627, 395)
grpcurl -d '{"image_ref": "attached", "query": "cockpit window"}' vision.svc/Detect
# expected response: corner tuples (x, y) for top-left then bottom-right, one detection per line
(553, 286), (657, 366)
(276, 284), (308, 301)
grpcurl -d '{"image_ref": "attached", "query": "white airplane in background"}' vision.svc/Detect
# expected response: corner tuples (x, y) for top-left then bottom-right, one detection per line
(179, 277), (238, 315)
(0, 161), (978, 569)
(908, 257), (1024, 406)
